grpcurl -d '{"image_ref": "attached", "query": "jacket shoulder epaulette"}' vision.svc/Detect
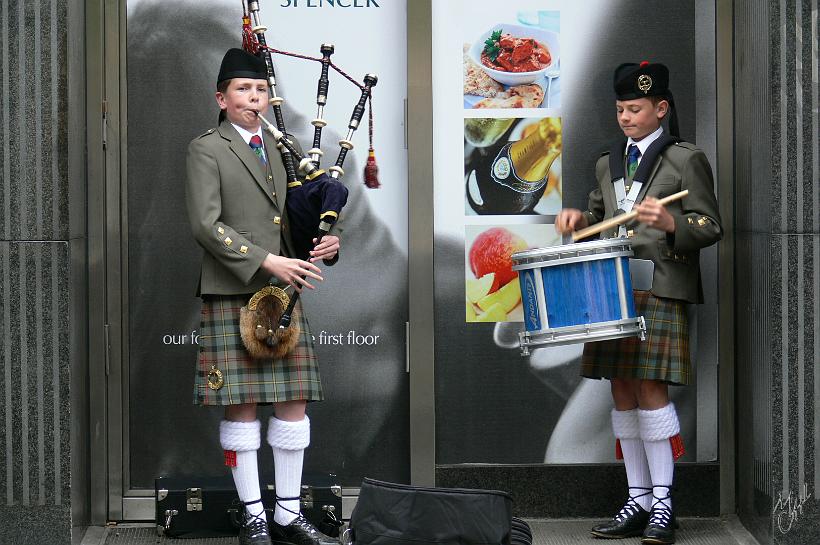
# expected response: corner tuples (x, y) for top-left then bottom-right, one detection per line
(673, 140), (698, 151)
(196, 128), (216, 139)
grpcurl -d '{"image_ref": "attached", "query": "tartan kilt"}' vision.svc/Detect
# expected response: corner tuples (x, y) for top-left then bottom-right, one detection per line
(193, 293), (324, 405)
(580, 290), (692, 385)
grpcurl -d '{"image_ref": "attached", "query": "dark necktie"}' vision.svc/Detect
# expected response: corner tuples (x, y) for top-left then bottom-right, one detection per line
(626, 144), (641, 179)
(249, 135), (266, 165)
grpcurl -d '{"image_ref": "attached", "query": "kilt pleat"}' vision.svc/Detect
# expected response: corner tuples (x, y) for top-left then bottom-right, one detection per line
(193, 294), (324, 405)
(580, 290), (691, 385)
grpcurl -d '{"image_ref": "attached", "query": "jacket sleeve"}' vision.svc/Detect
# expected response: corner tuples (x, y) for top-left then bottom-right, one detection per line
(582, 155), (608, 227)
(667, 150), (723, 253)
(185, 137), (270, 285)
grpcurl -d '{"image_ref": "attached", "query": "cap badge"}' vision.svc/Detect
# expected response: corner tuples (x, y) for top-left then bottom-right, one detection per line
(638, 74), (653, 93)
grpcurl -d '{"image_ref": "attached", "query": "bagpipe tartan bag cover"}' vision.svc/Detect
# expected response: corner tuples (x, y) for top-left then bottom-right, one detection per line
(348, 478), (513, 545)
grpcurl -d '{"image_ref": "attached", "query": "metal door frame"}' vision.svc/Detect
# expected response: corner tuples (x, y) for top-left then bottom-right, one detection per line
(87, 0), (137, 522)
(86, 0), (736, 522)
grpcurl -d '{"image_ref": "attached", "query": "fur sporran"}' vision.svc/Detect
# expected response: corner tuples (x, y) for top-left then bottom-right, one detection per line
(239, 285), (300, 360)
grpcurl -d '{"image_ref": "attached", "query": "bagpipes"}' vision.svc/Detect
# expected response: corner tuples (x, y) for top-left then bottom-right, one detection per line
(238, 0), (379, 358)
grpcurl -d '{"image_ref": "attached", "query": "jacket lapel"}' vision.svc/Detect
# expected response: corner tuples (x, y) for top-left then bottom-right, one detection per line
(634, 153), (665, 204)
(218, 121), (277, 207)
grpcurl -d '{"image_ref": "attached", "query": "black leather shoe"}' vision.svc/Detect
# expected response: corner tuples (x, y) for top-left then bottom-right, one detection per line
(641, 506), (676, 544)
(641, 485), (677, 545)
(239, 512), (273, 545)
(590, 497), (650, 539)
(270, 514), (340, 545)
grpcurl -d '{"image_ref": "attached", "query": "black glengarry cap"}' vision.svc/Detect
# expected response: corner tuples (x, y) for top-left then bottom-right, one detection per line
(613, 61), (679, 137)
(614, 61), (669, 100)
(217, 48), (267, 87)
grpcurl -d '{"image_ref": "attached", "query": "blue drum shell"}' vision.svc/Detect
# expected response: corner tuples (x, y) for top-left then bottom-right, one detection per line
(517, 256), (637, 333)
(542, 257), (636, 328)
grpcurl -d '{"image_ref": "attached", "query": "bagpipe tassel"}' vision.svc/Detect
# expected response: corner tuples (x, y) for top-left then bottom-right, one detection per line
(241, 5), (259, 54)
(364, 149), (380, 189)
(363, 95), (380, 188)
(669, 434), (685, 460)
(224, 449), (238, 467)
(615, 439), (624, 460)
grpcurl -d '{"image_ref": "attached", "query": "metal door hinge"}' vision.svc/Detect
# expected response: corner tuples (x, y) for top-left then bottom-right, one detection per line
(102, 100), (108, 150)
(104, 323), (110, 377)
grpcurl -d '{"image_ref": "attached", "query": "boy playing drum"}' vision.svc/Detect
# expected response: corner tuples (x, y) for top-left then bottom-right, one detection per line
(554, 62), (722, 544)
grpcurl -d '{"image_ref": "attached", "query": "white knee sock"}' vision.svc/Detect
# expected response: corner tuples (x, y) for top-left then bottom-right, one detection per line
(612, 408), (652, 512)
(219, 420), (265, 521)
(268, 416), (310, 526)
(639, 404), (680, 518)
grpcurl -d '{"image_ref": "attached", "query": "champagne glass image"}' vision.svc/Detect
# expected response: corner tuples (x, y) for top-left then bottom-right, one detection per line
(466, 117), (562, 215)
(464, 117), (516, 148)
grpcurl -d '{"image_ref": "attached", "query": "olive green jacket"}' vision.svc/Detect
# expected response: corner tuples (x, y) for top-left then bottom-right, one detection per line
(185, 119), (341, 296)
(582, 140), (722, 304)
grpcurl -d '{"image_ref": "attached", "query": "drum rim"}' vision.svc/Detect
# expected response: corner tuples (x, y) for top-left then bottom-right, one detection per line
(518, 316), (646, 351)
(512, 238), (634, 269)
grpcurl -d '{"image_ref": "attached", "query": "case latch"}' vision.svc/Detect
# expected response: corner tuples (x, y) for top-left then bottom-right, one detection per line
(186, 487), (203, 511)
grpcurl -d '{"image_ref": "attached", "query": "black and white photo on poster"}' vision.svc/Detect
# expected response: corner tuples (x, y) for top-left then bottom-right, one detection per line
(125, 0), (408, 487)
(434, 0), (719, 464)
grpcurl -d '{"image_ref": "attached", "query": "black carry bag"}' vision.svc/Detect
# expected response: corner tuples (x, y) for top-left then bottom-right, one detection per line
(347, 478), (513, 545)
(155, 473), (343, 538)
(510, 517), (533, 545)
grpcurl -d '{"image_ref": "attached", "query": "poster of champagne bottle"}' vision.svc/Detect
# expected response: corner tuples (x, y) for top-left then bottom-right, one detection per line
(465, 116), (562, 216)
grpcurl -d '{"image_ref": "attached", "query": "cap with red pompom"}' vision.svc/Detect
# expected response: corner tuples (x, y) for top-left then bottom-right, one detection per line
(613, 61), (679, 137)
(613, 61), (670, 100)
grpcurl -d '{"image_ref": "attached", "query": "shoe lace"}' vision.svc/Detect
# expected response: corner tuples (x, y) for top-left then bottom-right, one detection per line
(243, 500), (269, 538)
(276, 494), (302, 517)
(614, 487), (651, 522)
(648, 486), (673, 527)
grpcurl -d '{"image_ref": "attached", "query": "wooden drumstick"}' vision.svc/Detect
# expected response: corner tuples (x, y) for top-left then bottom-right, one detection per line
(571, 189), (689, 241)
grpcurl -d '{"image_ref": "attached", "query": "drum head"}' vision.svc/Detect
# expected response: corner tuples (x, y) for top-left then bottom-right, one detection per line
(512, 238), (633, 271)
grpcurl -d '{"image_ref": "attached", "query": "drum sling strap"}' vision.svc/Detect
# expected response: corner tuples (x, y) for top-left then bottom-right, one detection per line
(608, 134), (678, 289)
(608, 134), (679, 233)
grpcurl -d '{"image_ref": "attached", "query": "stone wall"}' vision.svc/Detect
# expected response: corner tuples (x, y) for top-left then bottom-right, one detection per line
(0, 1), (77, 543)
(735, 1), (820, 544)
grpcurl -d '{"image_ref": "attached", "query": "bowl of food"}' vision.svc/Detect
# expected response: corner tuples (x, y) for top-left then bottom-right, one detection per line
(468, 24), (559, 87)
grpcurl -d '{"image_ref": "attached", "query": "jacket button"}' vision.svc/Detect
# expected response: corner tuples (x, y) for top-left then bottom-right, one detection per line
(273, 216), (281, 225)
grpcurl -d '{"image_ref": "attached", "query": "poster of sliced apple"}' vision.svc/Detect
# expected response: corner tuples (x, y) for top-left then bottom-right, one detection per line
(465, 223), (560, 322)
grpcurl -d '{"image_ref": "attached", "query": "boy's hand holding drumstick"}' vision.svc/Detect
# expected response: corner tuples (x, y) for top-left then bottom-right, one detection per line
(555, 190), (689, 241)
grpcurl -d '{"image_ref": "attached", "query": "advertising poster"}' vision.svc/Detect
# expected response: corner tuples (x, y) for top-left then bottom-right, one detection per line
(126, 0), (408, 488)
(433, 0), (717, 465)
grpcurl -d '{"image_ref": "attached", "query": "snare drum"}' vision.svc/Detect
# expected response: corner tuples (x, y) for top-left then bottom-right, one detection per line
(511, 238), (646, 355)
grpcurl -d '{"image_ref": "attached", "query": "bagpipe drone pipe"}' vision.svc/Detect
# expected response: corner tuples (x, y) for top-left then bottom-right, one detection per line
(241, 0), (379, 329)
